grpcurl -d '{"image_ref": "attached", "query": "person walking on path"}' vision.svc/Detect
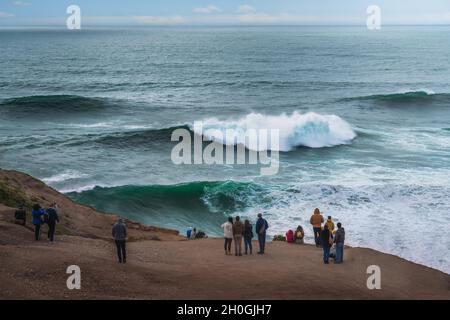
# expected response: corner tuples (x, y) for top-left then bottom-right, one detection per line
(221, 217), (233, 255)
(232, 216), (245, 256)
(310, 208), (324, 247)
(334, 222), (346, 264)
(112, 218), (127, 263)
(32, 204), (44, 241)
(255, 213), (269, 254)
(46, 203), (59, 242)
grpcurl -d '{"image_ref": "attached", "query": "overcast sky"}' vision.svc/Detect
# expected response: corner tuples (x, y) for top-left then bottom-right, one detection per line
(1, 0), (450, 26)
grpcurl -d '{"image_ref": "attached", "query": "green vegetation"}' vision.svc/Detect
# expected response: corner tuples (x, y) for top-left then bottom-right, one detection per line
(0, 179), (31, 208)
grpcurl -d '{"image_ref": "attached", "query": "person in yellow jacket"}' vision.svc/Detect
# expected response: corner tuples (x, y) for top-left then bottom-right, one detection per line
(309, 208), (324, 247)
(325, 216), (335, 237)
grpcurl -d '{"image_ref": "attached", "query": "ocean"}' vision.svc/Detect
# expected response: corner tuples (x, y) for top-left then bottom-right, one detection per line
(0, 26), (449, 273)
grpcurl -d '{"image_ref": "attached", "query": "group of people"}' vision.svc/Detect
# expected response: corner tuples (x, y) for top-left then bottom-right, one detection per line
(187, 227), (207, 240)
(218, 208), (345, 264)
(221, 213), (269, 256)
(14, 203), (60, 242)
(15, 202), (344, 265)
(310, 208), (345, 264)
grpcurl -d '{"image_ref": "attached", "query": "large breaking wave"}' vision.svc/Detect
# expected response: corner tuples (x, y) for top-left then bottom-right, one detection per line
(192, 112), (356, 151)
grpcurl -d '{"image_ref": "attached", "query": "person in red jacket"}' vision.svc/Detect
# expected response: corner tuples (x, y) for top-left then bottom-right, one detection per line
(285, 229), (294, 243)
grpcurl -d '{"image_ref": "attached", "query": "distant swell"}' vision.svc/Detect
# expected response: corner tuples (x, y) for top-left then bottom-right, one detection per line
(0, 95), (119, 115)
(341, 90), (450, 103)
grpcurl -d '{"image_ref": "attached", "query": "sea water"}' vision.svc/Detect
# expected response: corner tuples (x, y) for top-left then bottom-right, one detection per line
(0, 26), (449, 273)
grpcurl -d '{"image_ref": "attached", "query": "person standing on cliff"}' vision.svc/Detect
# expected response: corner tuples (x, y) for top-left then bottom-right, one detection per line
(334, 222), (345, 264)
(46, 203), (59, 243)
(221, 217), (233, 255)
(112, 218), (127, 263)
(310, 208), (324, 247)
(255, 213), (269, 254)
(232, 216), (244, 256)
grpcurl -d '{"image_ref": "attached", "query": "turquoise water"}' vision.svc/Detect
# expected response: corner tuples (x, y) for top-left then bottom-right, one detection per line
(0, 26), (449, 273)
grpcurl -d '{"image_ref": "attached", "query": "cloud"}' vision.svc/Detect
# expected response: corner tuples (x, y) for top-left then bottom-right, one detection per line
(12, 1), (30, 7)
(193, 5), (221, 14)
(0, 11), (15, 18)
(237, 5), (256, 14)
(133, 16), (186, 25)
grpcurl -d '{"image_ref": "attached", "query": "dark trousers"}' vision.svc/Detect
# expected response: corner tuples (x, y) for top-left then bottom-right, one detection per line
(258, 233), (266, 253)
(244, 237), (252, 254)
(313, 227), (322, 245)
(34, 224), (41, 240)
(47, 222), (56, 242)
(115, 240), (126, 263)
(323, 245), (330, 263)
(224, 238), (232, 252)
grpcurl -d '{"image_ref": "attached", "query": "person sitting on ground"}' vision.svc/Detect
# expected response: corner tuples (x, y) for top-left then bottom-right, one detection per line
(221, 217), (233, 255)
(334, 222), (345, 264)
(243, 219), (254, 255)
(310, 208), (324, 247)
(14, 205), (26, 226)
(255, 213), (269, 254)
(325, 216), (335, 238)
(232, 216), (245, 256)
(195, 230), (207, 239)
(294, 225), (305, 244)
(112, 218), (127, 263)
(285, 229), (294, 243)
(320, 224), (333, 264)
(45, 203), (60, 243)
(32, 204), (44, 241)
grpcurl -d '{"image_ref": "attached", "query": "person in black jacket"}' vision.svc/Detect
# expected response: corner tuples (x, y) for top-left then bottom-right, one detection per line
(320, 224), (332, 264)
(46, 203), (60, 242)
(243, 219), (254, 255)
(255, 213), (269, 254)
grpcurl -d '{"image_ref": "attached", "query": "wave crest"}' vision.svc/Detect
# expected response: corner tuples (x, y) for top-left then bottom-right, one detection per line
(193, 112), (356, 151)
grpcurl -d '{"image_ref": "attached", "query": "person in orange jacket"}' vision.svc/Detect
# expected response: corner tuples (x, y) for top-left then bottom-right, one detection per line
(310, 208), (324, 247)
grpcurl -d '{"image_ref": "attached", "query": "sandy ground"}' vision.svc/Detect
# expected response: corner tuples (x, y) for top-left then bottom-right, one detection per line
(0, 169), (449, 300)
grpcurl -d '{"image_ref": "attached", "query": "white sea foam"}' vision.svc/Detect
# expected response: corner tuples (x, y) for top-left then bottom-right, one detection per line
(191, 112), (356, 152)
(42, 170), (89, 184)
(396, 88), (435, 95)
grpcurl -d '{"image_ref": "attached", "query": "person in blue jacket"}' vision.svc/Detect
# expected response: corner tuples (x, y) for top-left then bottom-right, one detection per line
(32, 204), (44, 241)
(255, 213), (269, 254)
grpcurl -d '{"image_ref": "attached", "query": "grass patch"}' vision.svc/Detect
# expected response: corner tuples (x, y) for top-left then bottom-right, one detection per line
(0, 180), (32, 208)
